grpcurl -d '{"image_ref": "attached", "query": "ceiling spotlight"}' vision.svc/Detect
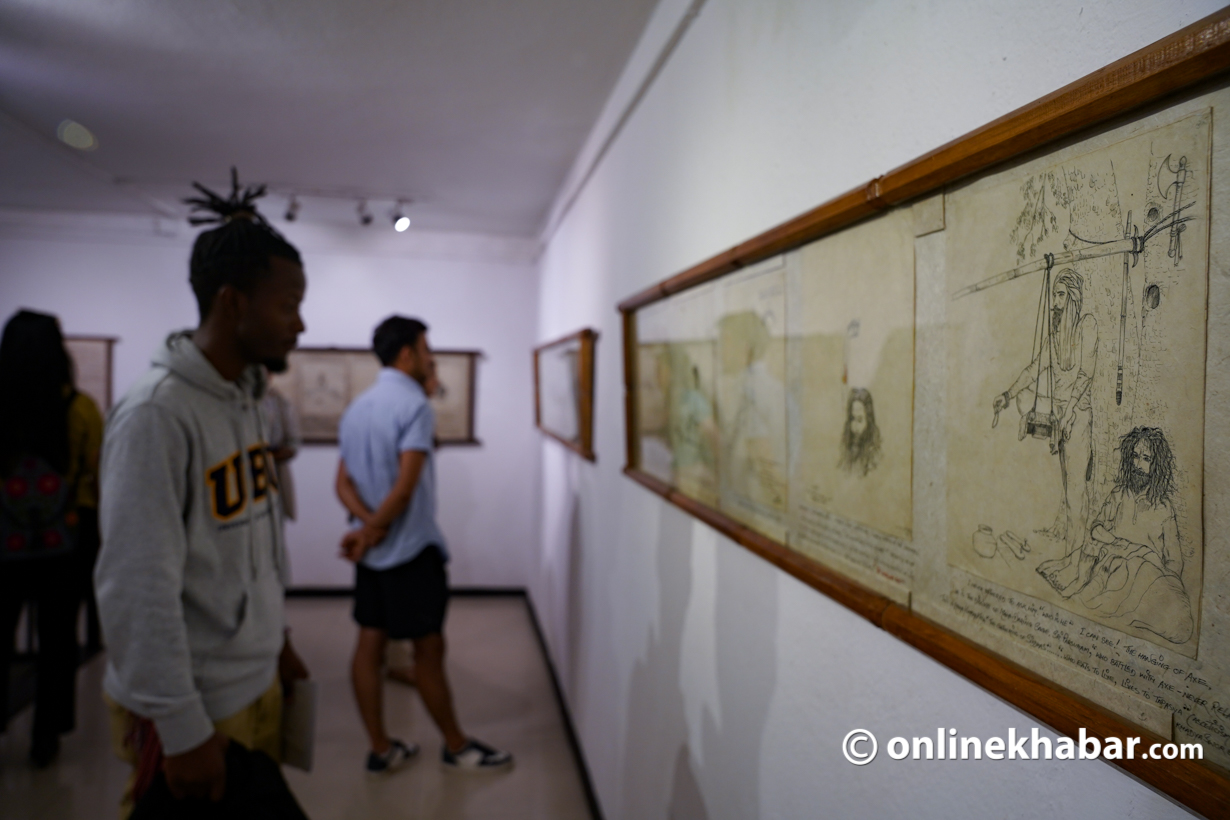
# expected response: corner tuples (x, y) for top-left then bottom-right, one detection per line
(357, 200), (373, 226)
(285, 195), (300, 222)
(56, 119), (98, 151)
(392, 201), (410, 232)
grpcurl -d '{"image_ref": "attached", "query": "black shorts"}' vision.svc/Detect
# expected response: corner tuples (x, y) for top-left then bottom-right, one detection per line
(353, 545), (449, 640)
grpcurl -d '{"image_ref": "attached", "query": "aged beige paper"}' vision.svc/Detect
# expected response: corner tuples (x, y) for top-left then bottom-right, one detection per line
(538, 337), (582, 443)
(430, 352), (475, 442)
(637, 300), (676, 485)
(786, 210), (915, 540)
(716, 258), (789, 541)
(636, 340), (674, 484)
(945, 111), (1209, 658)
(783, 210), (917, 596)
(911, 93), (1230, 769)
(636, 286), (720, 504)
(64, 337), (113, 411)
(272, 349), (381, 442)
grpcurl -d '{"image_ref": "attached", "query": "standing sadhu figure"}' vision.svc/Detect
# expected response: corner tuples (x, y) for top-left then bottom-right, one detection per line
(992, 268), (1099, 549)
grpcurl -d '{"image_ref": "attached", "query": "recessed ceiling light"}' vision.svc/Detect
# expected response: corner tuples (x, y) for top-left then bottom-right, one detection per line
(394, 216), (411, 232)
(56, 119), (97, 151)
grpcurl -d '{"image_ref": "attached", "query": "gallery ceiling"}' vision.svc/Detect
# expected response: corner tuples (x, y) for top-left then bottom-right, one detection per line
(0, 0), (657, 236)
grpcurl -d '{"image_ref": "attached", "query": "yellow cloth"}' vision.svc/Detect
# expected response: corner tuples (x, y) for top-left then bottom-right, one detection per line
(66, 391), (103, 510)
(106, 679), (283, 818)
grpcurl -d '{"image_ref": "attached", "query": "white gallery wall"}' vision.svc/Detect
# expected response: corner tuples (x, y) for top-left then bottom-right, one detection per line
(0, 213), (540, 589)
(533, 1), (1222, 819)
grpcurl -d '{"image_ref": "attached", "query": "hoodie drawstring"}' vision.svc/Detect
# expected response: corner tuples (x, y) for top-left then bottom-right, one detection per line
(249, 382), (285, 582)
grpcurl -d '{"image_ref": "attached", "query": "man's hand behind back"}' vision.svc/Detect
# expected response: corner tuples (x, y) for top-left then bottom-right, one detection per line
(163, 731), (229, 801)
(340, 524), (387, 563)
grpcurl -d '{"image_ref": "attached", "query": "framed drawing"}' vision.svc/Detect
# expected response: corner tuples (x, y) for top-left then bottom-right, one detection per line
(64, 335), (117, 411)
(271, 347), (480, 445)
(534, 329), (597, 461)
(429, 350), (481, 446)
(620, 11), (1230, 817)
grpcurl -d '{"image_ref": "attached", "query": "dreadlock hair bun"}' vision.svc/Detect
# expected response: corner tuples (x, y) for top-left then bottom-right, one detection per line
(184, 167), (302, 319)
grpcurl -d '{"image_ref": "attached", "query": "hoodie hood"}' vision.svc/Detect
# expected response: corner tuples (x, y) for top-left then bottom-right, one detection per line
(153, 331), (268, 402)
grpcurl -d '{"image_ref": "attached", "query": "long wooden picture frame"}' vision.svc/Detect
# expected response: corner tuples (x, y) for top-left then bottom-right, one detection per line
(534, 328), (598, 461)
(619, 11), (1230, 817)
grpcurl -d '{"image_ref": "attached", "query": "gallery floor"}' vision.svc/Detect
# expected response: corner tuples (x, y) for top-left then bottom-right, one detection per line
(0, 595), (594, 819)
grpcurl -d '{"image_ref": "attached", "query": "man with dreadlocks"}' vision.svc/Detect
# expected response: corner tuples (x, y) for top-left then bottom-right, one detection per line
(95, 171), (310, 813)
(1037, 426), (1193, 645)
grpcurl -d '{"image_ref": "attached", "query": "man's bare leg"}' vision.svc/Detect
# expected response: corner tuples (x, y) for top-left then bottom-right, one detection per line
(412, 633), (466, 751)
(386, 639), (417, 686)
(353, 627), (391, 753)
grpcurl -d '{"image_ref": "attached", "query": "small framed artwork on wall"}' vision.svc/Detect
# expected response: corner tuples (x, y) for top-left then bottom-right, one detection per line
(534, 328), (597, 461)
(271, 347), (481, 445)
(64, 335), (117, 411)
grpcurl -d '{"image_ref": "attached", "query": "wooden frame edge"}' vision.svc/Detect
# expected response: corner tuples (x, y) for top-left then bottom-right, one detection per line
(622, 311), (638, 470)
(576, 329), (597, 462)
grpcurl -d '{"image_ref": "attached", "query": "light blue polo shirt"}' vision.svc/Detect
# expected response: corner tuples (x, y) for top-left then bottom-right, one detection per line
(338, 367), (447, 570)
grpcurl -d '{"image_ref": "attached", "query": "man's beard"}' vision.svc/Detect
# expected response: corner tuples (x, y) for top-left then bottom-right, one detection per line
(263, 357), (289, 374)
(847, 427), (873, 458)
(1051, 305), (1064, 333)
(1126, 467), (1151, 495)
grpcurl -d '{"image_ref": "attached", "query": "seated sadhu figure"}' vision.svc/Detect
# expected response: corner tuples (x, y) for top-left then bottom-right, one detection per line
(1037, 426), (1193, 646)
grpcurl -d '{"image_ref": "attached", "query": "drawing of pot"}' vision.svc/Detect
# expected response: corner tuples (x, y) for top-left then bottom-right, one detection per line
(973, 525), (997, 558)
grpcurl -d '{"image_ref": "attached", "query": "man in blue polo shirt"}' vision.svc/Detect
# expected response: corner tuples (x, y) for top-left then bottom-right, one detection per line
(336, 315), (511, 776)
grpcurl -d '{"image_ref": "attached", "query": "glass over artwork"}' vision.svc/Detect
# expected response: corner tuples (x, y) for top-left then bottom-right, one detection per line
(944, 111), (1209, 658)
(633, 209), (917, 597)
(271, 348), (480, 445)
(534, 330), (596, 460)
(64, 336), (116, 411)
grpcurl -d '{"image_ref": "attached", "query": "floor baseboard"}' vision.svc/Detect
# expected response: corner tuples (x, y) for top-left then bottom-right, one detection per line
(521, 595), (606, 820)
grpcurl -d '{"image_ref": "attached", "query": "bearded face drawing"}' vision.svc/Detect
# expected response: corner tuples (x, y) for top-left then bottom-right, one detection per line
(1036, 426), (1193, 646)
(839, 387), (881, 477)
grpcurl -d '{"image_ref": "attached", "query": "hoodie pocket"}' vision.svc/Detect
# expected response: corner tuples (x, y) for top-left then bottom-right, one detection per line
(184, 587), (250, 652)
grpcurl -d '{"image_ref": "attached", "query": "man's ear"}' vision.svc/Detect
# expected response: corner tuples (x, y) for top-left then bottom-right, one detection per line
(212, 283), (246, 320)
(394, 343), (414, 370)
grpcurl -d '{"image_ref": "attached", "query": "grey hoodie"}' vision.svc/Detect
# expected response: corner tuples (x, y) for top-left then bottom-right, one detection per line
(96, 333), (286, 755)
